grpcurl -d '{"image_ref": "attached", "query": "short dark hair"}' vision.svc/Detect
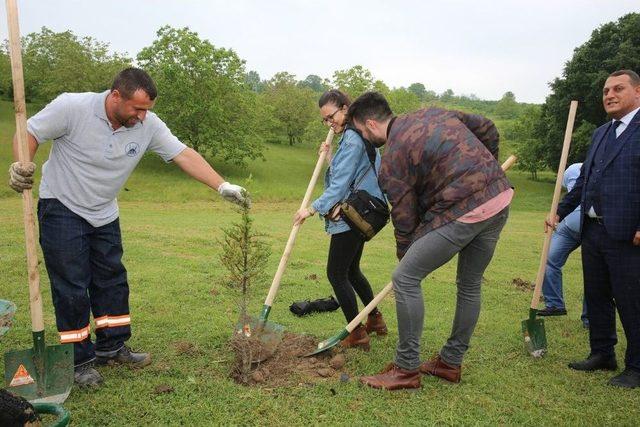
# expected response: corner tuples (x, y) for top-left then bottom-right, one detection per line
(347, 91), (393, 124)
(318, 89), (351, 108)
(111, 67), (158, 100)
(609, 69), (640, 86)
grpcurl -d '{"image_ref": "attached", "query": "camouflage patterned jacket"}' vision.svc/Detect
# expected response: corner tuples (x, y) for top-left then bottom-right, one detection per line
(380, 108), (511, 259)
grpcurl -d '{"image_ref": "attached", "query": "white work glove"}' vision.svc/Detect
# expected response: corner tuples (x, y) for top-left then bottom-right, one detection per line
(218, 182), (250, 207)
(8, 161), (36, 193)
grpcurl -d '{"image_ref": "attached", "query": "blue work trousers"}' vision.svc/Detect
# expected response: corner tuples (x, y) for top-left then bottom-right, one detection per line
(38, 198), (131, 366)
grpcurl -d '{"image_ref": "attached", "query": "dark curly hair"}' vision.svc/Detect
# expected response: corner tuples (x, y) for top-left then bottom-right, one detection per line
(318, 89), (351, 108)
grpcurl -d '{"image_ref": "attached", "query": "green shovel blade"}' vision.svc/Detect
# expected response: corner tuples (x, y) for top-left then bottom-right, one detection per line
(521, 309), (547, 358)
(4, 332), (74, 404)
(235, 315), (285, 344)
(235, 315), (285, 362)
(305, 329), (349, 357)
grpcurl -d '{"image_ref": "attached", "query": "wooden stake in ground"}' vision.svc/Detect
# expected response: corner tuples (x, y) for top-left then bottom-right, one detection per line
(522, 100), (578, 358)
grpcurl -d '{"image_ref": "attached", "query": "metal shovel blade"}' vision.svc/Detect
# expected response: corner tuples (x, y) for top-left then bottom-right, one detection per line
(305, 282), (394, 357)
(521, 308), (547, 358)
(235, 316), (285, 345)
(235, 315), (285, 363)
(305, 329), (349, 357)
(4, 332), (74, 404)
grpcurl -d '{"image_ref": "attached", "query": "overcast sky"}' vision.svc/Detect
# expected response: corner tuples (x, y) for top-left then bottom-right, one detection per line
(1, 1), (638, 103)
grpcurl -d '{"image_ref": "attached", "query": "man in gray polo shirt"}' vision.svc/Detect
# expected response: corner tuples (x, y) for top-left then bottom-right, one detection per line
(9, 68), (247, 388)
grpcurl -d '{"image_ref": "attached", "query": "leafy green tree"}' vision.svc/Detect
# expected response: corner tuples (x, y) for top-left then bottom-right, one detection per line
(440, 88), (455, 103)
(495, 91), (519, 119)
(372, 80), (390, 97)
(298, 74), (329, 93)
(506, 106), (546, 179)
(537, 13), (640, 169)
(408, 82), (437, 103)
(17, 27), (130, 102)
(262, 72), (317, 145)
(423, 90), (439, 104)
(387, 87), (421, 114)
(245, 70), (265, 92)
(570, 120), (598, 164)
(137, 26), (264, 165)
(302, 118), (332, 154)
(0, 49), (10, 99)
(407, 82), (427, 100)
(516, 138), (547, 181)
(332, 65), (374, 99)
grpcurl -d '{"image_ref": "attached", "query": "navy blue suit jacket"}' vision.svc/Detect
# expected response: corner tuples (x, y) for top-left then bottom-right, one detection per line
(558, 109), (640, 241)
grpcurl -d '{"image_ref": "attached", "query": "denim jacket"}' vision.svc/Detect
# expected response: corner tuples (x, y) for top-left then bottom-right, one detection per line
(311, 128), (385, 235)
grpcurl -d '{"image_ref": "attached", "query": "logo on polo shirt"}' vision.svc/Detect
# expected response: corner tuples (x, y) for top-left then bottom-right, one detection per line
(125, 142), (140, 157)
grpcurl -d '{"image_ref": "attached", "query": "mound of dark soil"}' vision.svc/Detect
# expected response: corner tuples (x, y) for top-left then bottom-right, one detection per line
(511, 277), (535, 291)
(230, 332), (349, 387)
(0, 389), (39, 427)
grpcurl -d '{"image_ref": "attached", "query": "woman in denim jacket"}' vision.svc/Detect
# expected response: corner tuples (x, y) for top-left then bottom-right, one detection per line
(294, 90), (387, 350)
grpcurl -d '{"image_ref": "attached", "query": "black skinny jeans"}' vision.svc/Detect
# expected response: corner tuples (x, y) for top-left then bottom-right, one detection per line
(327, 229), (376, 322)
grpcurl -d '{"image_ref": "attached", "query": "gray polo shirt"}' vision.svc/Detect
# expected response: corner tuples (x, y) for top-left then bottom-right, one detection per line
(28, 90), (186, 227)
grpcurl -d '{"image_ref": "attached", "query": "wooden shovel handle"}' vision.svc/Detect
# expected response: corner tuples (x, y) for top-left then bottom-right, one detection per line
(346, 282), (394, 333)
(6, 0), (44, 332)
(530, 101), (578, 309)
(264, 129), (335, 306)
(501, 155), (517, 172)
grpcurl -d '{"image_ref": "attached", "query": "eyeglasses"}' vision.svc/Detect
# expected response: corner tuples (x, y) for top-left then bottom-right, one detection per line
(321, 106), (342, 125)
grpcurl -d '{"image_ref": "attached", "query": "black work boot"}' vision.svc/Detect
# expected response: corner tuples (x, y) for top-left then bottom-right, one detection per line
(608, 369), (640, 388)
(537, 306), (567, 316)
(74, 362), (103, 388)
(96, 345), (152, 368)
(568, 353), (617, 371)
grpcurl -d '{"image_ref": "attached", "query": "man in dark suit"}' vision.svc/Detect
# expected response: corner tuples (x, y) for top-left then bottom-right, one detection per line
(552, 69), (640, 388)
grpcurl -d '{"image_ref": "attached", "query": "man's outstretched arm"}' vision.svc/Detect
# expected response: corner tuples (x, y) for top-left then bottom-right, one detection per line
(171, 147), (248, 206)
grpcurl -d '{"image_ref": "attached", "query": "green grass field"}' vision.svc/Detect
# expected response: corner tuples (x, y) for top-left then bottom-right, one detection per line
(1, 100), (638, 425)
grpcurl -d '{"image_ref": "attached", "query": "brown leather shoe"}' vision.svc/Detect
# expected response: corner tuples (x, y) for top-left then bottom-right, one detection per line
(360, 362), (421, 390)
(365, 311), (388, 336)
(420, 355), (461, 383)
(341, 324), (370, 351)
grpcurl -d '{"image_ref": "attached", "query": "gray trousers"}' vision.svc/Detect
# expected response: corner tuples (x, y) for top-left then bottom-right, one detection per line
(393, 207), (509, 371)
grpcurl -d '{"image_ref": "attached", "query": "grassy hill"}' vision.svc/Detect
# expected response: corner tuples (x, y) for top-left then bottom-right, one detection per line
(1, 100), (638, 425)
(0, 99), (546, 208)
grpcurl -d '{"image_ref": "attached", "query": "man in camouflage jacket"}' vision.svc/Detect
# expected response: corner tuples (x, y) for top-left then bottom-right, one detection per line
(348, 92), (513, 390)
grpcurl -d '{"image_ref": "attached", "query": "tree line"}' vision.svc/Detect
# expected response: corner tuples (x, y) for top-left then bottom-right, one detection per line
(506, 12), (640, 178)
(2, 25), (541, 167)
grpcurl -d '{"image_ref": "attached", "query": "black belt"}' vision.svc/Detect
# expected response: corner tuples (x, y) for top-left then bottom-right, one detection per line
(585, 215), (604, 225)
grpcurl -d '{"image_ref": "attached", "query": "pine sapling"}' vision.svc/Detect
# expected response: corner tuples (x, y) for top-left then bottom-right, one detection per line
(219, 193), (270, 324)
(218, 192), (271, 382)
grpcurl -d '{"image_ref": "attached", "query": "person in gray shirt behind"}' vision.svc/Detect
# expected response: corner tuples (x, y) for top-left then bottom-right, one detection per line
(8, 67), (247, 388)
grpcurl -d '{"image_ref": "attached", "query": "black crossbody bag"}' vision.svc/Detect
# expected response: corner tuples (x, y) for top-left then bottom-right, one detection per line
(339, 128), (390, 241)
